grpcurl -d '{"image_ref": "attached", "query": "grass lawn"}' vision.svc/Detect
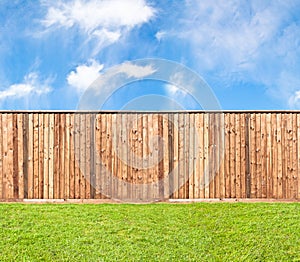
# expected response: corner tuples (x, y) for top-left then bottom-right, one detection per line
(0, 203), (299, 261)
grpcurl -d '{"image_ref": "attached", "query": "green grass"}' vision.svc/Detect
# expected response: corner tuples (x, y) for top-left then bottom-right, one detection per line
(0, 203), (299, 261)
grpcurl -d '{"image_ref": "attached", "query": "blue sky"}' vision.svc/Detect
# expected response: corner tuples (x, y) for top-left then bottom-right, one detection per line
(1, 0), (300, 110)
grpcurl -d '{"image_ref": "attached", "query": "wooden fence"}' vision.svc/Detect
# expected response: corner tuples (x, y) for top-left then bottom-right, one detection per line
(0, 111), (299, 201)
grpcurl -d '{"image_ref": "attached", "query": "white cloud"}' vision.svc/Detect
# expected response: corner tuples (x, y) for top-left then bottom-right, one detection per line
(114, 62), (156, 78)
(0, 72), (52, 100)
(168, 0), (300, 107)
(67, 59), (104, 93)
(43, 0), (155, 31)
(42, 0), (155, 53)
(155, 31), (166, 41)
(288, 91), (300, 108)
(90, 28), (121, 55)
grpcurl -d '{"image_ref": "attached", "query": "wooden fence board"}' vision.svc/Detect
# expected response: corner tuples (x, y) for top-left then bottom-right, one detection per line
(266, 114), (272, 199)
(0, 111), (299, 200)
(43, 114), (49, 199)
(224, 113), (230, 198)
(48, 114), (54, 199)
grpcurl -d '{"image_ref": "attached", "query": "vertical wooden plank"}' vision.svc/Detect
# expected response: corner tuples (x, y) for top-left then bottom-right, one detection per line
(229, 113), (236, 198)
(188, 113), (195, 199)
(7, 114), (14, 199)
(157, 114), (164, 199)
(250, 113), (256, 198)
(203, 113), (209, 198)
(255, 114), (262, 198)
(266, 113), (272, 199)
(94, 114), (101, 199)
(214, 113), (220, 199)
(286, 113), (293, 199)
(219, 113), (225, 199)
(292, 113), (297, 199)
(48, 114), (54, 199)
(43, 114), (49, 199)
(127, 114), (135, 201)
(277, 114), (283, 199)
(261, 114), (267, 198)
(172, 113), (179, 199)
(98, 113), (106, 199)
(53, 114), (60, 199)
(38, 114), (44, 199)
(27, 114), (34, 199)
(235, 113), (241, 198)
(12, 114), (18, 199)
(178, 113), (185, 199)
(2, 114), (8, 199)
(64, 114), (71, 199)
(137, 114), (145, 200)
(135, 113), (141, 200)
(17, 114), (24, 199)
(168, 114), (174, 199)
(245, 114), (251, 198)
(163, 114), (169, 199)
(33, 114), (39, 199)
(23, 113), (28, 198)
(224, 113), (230, 198)
(58, 114), (65, 199)
(90, 114), (96, 199)
(79, 114), (86, 199)
(209, 113), (215, 198)
(74, 114), (80, 199)
(127, 113), (133, 200)
(198, 113), (205, 198)
(193, 113), (200, 198)
(69, 113), (75, 199)
(142, 114), (149, 200)
(271, 113), (277, 198)
(85, 114), (91, 199)
(282, 114), (288, 199)
(106, 114), (112, 199)
(0, 114), (3, 199)
(112, 113), (118, 199)
(240, 113), (246, 198)
(297, 114), (300, 199)
(183, 113), (189, 199)
(118, 113), (123, 199)
(151, 113), (159, 199)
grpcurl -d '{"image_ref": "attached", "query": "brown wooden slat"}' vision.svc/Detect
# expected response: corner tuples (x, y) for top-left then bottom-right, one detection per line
(27, 114), (34, 199)
(43, 114), (49, 199)
(256, 113), (262, 198)
(163, 114), (169, 199)
(266, 113), (272, 199)
(229, 113), (236, 198)
(17, 114), (24, 199)
(48, 114), (54, 199)
(250, 113), (256, 198)
(203, 113), (209, 198)
(2, 114), (8, 199)
(224, 113), (230, 198)
(261, 114), (267, 198)
(0, 112), (299, 201)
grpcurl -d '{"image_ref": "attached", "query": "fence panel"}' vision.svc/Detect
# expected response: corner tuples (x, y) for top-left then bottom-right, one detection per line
(0, 111), (299, 201)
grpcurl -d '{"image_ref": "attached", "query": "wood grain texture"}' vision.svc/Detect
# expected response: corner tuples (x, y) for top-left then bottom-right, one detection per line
(0, 112), (299, 200)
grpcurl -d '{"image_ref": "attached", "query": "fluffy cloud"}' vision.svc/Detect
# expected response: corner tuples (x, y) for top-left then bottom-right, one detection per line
(42, 0), (155, 53)
(0, 72), (51, 100)
(113, 62), (156, 78)
(169, 0), (300, 107)
(42, 0), (155, 31)
(67, 59), (104, 93)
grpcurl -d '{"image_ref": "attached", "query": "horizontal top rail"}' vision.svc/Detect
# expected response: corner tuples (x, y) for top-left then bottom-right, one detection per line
(0, 110), (299, 114)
